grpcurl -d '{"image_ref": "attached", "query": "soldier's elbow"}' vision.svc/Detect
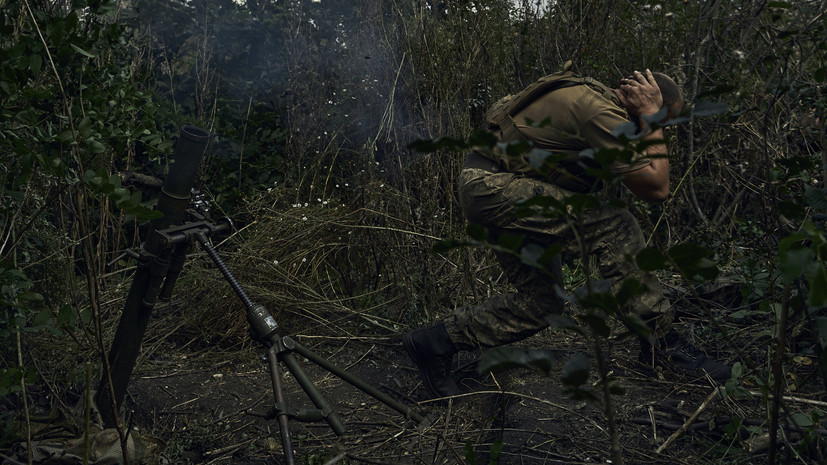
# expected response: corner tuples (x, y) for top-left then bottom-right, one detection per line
(623, 178), (669, 203)
(644, 187), (670, 203)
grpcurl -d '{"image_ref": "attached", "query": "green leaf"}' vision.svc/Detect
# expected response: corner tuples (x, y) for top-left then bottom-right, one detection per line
(804, 186), (827, 210)
(777, 200), (806, 220)
(70, 43), (95, 58)
(520, 243), (545, 267)
(80, 307), (92, 325)
(560, 354), (590, 387)
(108, 174), (122, 189)
(18, 291), (44, 302)
(58, 129), (75, 143)
(615, 278), (647, 305)
(464, 441), (477, 465)
(724, 362), (744, 395)
(779, 247), (813, 283)
(815, 68), (826, 83)
(637, 248), (668, 271)
(468, 129), (497, 148)
(477, 346), (555, 376)
(667, 243), (719, 281)
(778, 231), (809, 255)
(29, 55), (42, 75)
(731, 362), (743, 379)
(113, 186), (129, 198)
(497, 232), (522, 252)
(805, 265), (827, 307)
(724, 418), (744, 438)
(56, 304), (77, 328)
(788, 412), (814, 428)
(564, 193), (600, 213)
(488, 440), (503, 465)
(466, 223), (488, 242)
(31, 307), (51, 327)
(503, 140), (531, 158)
(88, 139), (106, 154)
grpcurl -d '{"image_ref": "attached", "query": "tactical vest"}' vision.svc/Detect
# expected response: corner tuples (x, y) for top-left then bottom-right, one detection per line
(481, 61), (619, 193)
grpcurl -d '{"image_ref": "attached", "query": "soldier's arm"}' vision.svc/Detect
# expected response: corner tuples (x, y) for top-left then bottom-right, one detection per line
(621, 128), (669, 203)
(614, 69), (670, 203)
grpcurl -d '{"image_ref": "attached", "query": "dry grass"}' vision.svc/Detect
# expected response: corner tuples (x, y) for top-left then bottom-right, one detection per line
(171, 180), (491, 346)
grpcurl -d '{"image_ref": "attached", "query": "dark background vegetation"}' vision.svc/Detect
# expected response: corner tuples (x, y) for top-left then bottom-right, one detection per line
(1, 0), (826, 463)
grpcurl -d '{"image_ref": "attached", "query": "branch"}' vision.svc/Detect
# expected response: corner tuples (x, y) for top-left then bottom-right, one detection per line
(655, 387), (724, 454)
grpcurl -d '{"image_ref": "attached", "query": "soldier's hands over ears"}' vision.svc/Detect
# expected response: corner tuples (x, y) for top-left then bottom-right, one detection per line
(616, 69), (663, 117)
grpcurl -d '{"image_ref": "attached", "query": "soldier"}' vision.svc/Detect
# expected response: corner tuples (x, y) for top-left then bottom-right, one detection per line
(404, 67), (731, 398)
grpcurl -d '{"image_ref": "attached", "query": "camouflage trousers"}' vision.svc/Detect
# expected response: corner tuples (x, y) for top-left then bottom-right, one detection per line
(442, 163), (673, 351)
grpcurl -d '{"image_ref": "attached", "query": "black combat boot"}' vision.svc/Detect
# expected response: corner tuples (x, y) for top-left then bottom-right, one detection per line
(403, 323), (459, 398)
(640, 329), (732, 383)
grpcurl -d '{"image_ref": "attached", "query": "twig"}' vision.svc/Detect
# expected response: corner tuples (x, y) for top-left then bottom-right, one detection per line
(656, 386), (724, 454)
(323, 453), (347, 465)
(768, 284), (791, 463)
(344, 344), (375, 371)
(421, 390), (608, 437)
(85, 363), (91, 465)
(203, 437), (256, 459)
(329, 222), (442, 241)
(747, 391), (827, 409)
(592, 337), (622, 465)
(16, 331), (32, 465)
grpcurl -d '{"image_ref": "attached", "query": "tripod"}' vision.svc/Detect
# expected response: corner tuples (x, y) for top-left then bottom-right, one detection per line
(185, 220), (430, 464)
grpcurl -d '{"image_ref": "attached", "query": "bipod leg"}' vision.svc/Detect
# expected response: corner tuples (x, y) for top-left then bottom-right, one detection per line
(195, 233), (345, 451)
(265, 345), (296, 465)
(286, 337), (429, 427)
(194, 231), (429, 460)
(271, 339), (347, 435)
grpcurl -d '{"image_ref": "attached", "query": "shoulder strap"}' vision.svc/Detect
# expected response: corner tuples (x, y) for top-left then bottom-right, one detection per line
(486, 60), (616, 130)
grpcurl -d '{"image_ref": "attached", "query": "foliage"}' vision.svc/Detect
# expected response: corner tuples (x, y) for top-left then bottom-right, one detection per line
(1, 0), (826, 462)
(0, 0), (184, 448)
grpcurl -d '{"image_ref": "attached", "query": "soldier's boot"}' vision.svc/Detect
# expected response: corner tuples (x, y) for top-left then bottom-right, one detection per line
(403, 323), (459, 398)
(640, 329), (732, 383)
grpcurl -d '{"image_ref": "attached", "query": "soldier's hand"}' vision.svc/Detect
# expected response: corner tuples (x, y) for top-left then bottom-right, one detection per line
(617, 69), (663, 117)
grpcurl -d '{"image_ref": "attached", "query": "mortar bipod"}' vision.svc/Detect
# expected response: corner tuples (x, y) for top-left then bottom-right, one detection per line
(192, 231), (431, 465)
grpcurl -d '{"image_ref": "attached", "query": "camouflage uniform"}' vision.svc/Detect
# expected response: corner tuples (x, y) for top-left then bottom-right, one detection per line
(442, 81), (673, 351)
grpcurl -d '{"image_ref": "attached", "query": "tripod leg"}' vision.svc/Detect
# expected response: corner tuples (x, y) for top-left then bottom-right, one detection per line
(267, 347), (296, 465)
(278, 350), (347, 436)
(288, 338), (429, 426)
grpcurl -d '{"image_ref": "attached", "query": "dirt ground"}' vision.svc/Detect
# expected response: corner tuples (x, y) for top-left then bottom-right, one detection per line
(120, 321), (778, 465)
(5, 283), (824, 465)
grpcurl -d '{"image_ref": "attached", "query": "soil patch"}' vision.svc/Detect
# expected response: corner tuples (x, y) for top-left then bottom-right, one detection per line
(121, 326), (761, 464)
